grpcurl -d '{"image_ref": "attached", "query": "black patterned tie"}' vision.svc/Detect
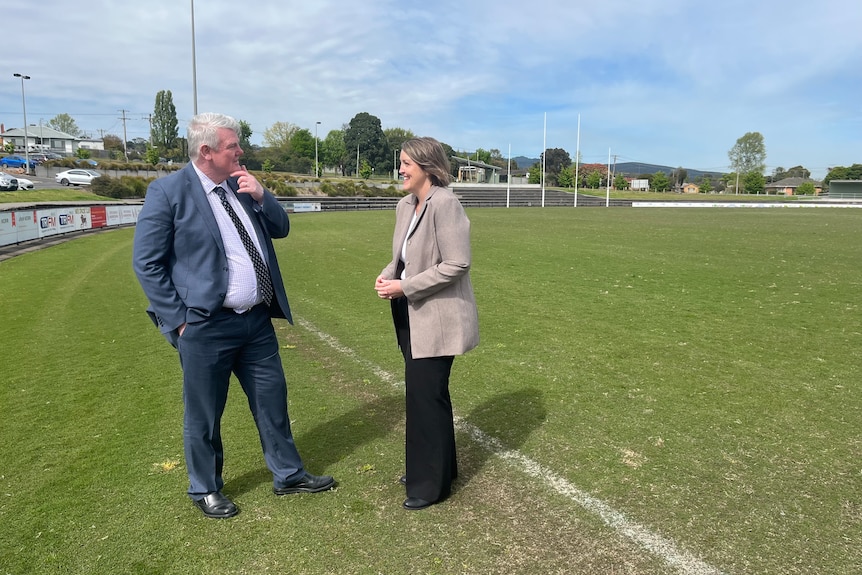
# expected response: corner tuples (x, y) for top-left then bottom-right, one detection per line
(214, 186), (273, 306)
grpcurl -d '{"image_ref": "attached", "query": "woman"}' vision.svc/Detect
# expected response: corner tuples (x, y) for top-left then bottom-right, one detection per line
(375, 137), (479, 510)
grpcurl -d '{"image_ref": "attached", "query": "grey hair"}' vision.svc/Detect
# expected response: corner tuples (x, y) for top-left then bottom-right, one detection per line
(400, 137), (452, 187)
(187, 113), (240, 161)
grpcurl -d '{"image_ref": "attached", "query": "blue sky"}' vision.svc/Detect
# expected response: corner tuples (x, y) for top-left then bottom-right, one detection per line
(2, 0), (859, 178)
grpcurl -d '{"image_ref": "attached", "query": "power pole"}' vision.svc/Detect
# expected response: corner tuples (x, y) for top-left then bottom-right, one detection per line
(612, 154), (618, 188)
(143, 114), (153, 147)
(118, 109), (129, 161)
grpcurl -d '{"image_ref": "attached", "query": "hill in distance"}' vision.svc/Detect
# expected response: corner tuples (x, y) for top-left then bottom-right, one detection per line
(508, 157), (724, 180)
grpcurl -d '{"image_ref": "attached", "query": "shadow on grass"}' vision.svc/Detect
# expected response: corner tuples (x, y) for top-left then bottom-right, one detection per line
(228, 393), (403, 496)
(457, 387), (546, 486)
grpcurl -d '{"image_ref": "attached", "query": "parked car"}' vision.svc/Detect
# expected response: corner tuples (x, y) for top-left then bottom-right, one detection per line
(0, 155), (37, 170)
(0, 171), (18, 191)
(55, 169), (102, 186)
(15, 175), (35, 189)
(74, 158), (99, 167)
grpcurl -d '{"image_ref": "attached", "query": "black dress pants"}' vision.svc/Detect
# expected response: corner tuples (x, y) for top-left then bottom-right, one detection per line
(392, 296), (457, 502)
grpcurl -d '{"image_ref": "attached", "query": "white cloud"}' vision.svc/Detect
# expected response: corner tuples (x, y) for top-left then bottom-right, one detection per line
(2, 0), (859, 178)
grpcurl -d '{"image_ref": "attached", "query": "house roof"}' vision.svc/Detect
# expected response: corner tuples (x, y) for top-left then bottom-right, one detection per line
(450, 156), (501, 172)
(766, 177), (822, 188)
(0, 126), (79, 140)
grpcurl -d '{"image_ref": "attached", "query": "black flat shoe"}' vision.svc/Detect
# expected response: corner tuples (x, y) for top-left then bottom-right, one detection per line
(403, 497), (434, 510)
(399, 475), (407, 486)
(273, 472), (336, 495)
(193, 491), (238, 519)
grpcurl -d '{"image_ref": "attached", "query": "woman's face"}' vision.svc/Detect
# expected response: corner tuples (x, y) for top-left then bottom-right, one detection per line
(399, 151), (430, 194)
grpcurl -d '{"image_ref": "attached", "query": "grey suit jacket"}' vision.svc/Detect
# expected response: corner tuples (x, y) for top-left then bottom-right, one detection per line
(132, 163), (292, 336)
(380, 186), (479, 359)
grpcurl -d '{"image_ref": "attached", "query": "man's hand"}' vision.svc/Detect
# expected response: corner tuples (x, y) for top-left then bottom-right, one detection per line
(231, 167), (264, 203)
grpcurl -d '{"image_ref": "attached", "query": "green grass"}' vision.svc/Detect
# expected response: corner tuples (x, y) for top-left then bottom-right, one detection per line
(0, 188), (123, 203)
(1, 208), (860, 574)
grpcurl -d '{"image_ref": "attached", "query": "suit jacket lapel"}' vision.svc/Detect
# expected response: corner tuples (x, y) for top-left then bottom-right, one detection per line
(185, 165), (225, 253)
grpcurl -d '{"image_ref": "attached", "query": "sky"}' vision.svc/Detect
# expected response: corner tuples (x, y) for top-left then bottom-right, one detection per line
(2, 0), (860, 179)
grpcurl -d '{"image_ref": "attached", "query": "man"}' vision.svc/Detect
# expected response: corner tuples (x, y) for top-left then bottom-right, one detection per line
(133, 112), (335, 519)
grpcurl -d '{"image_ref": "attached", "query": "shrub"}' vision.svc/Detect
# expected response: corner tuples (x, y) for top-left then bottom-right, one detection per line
(90, 174), (154, 198)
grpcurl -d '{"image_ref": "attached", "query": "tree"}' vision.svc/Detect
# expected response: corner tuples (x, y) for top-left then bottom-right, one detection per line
(488, 148), (507, 169)
(772, 165), (810, 181)
(527, 164), (542, 184)
(126, 137), (148, 160)
(238, 120), (253, 149)
(289, 129), (315, 160)
(384, 127), (416, 176)
(263, 121), (299, 150)
(541, 148), (571, 185)
(102, 134), (124, 153)
(145, 145), (161, 166)
(289, 129), (315, 174)
(152, 90), (178, 153)
(672, 167), (687, 190)
(823, 163), (862, 186)
(384, 127), (415, 153)
(343, 113), (390, 176)
(796, 181), (816, 195)
(557, 166), (575, 188)
(743, 171), (766, 194)
(47, 113), (80, 137)
(728, 132), (766, 175)
(651, 171), (671, 192)
(698, 176), (713, 194)
(586, 170), (603, 189)
(321, 129), (348, 175)
(468, 148), (489, 164)
(614, 174), (629, 190)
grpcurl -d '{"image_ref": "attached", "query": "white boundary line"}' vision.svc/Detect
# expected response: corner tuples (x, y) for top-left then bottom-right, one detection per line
(297, 317), (726, 575)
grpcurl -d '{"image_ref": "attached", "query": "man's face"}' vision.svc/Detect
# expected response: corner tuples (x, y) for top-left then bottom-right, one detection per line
(201, 128), (243, 182)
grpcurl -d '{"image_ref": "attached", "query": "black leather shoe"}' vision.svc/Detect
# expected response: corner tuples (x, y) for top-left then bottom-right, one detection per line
(399, 475), (407, 486)
(193, 491), (238, 519)
(403, 497), (434, 510)
(273, 472), (336, 495)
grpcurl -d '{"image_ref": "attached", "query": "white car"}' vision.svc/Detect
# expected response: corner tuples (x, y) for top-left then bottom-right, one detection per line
(55, 169), (102, 186)
(16, 175), (34, 190)
(0, 171), (18, 191)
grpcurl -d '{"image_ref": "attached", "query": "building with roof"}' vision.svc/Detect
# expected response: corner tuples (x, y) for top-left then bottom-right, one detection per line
(449, 156), (504, 184)
(0, 125), (103, 156)
(764, 177), (823, 196)
(827, 180), (862, 199)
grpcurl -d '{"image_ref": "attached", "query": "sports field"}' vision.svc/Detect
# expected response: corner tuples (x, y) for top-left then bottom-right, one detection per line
(1, 207), (860, 574)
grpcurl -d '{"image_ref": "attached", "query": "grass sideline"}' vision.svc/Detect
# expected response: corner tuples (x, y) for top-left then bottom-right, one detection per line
(0, 188), (124, 204)
(1, 208), (860, 574)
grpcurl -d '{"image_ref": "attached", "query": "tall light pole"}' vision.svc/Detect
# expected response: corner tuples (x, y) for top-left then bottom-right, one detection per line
(314, 121), (321, 177)
(190, 0), (198, 115)
(13, 73), (31, 175)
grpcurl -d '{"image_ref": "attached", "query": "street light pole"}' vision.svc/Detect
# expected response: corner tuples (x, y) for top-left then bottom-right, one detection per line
(314, 121), (321, 177)
(190, 0), (198, 115)
(13, 73), (31, 175)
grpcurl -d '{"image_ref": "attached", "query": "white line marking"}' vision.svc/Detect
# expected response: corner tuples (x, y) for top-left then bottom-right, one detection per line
(297, 317), (726, 575)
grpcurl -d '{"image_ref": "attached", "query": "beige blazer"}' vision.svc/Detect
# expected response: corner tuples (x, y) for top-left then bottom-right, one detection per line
(380, 186), (479, 359)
